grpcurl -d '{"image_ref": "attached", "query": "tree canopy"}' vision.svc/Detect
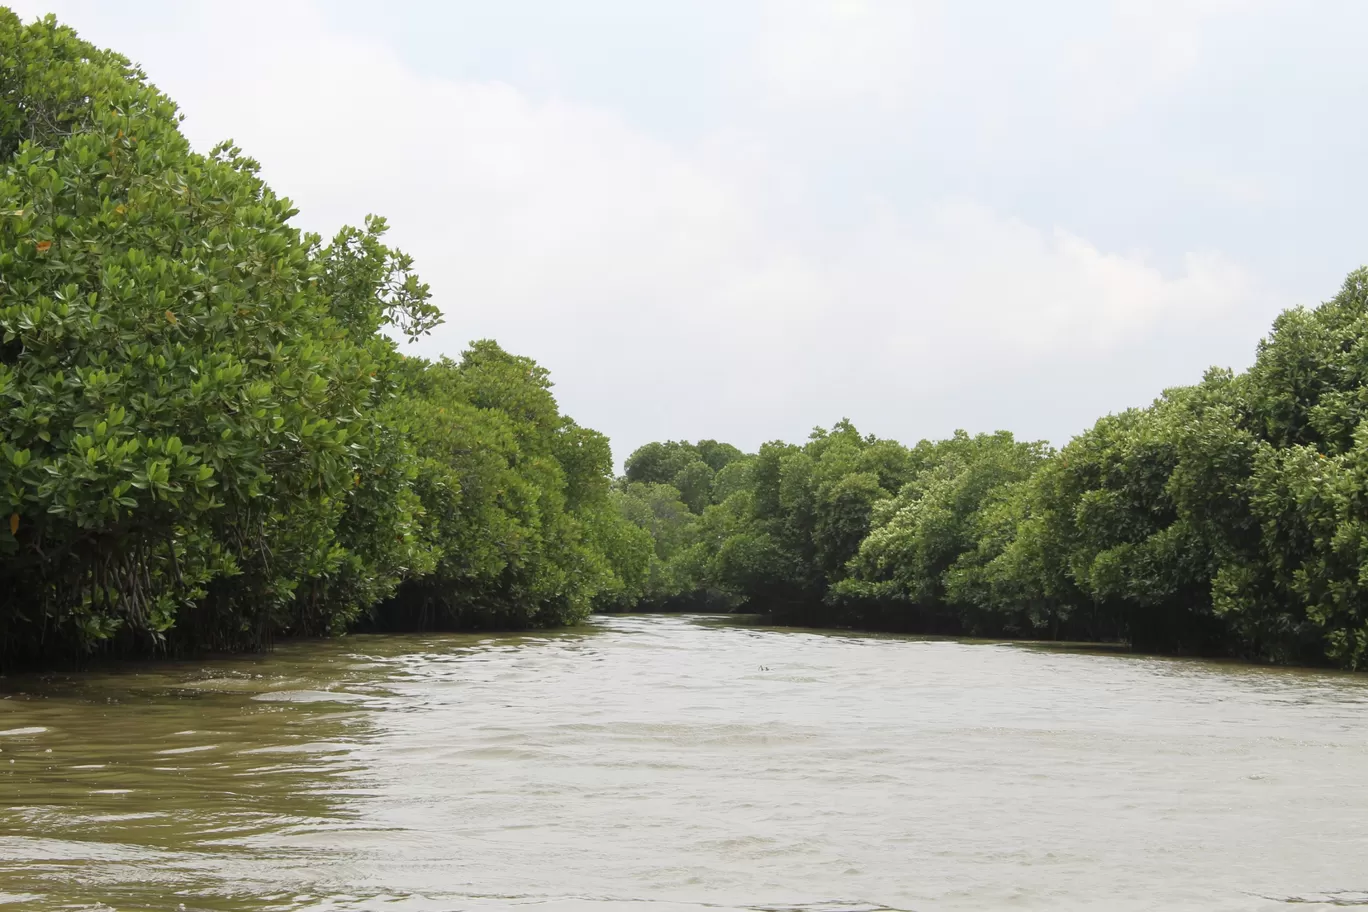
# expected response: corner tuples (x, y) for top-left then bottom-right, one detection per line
(0, 12), (643, 664)
(611, 272), (1368, 669)
(11, 9), (1368, 672)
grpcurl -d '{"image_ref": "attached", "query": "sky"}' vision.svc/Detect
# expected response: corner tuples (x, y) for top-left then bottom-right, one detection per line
(10, 1), (1368, 466)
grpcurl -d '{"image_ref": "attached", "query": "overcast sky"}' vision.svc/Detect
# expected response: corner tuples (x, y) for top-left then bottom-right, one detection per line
(12, 1), (1368, 465)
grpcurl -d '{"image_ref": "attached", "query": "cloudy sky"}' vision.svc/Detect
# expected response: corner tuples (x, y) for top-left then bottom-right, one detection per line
(12, 1), (1368, 465)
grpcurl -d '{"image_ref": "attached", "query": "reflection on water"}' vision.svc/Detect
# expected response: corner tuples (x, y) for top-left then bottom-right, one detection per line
(1, 615), (1367, 911)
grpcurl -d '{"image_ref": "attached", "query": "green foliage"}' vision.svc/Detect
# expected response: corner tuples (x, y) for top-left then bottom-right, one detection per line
(367, 346), (639, 630)
(615, 274), (1368, 668)
(835, 431), (1050, 631)
(622, 438), (743, 514)
(611, 422), (919, 621)
(605, 480), (702, 609)
(0, 12), (641, 663)
(19, 8), (1368, 672)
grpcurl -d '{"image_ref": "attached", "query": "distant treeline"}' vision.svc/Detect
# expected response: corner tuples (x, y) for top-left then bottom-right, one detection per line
(0, 13), (652, 664)
(608, 272), (1368, 670)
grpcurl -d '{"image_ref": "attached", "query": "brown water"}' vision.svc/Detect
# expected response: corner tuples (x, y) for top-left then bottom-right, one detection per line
(1, 614), (1366, 912)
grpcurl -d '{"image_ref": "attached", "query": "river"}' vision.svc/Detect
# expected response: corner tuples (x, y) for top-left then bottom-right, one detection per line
(1, 614), (1366, 911)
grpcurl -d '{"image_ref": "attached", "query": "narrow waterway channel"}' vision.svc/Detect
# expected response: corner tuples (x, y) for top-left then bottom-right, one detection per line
(1, 614), (1366, 911)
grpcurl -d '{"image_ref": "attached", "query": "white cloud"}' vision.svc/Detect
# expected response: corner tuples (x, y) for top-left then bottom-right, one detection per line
(839, 202), (1255, 353)
(749, 0), (1258, 127)
(752, 0), (944, 108)
(8, 0), (1273, 460)
(1061, 0), (1256, 126)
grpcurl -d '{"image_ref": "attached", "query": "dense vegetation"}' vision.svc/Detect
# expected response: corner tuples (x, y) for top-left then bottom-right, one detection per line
(610, 273), (1368, 670)
(0, 12), (649, 664)
(8, 11), (1368, 673)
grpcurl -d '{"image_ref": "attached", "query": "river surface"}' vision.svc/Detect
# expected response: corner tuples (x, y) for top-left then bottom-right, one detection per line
(1, 614), (1367, 912)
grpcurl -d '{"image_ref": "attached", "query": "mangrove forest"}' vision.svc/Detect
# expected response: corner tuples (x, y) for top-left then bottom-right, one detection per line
(5, 10), (1368, 672)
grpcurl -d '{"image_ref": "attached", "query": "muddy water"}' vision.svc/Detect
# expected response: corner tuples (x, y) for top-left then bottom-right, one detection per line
(1, 614), (1366, 911)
